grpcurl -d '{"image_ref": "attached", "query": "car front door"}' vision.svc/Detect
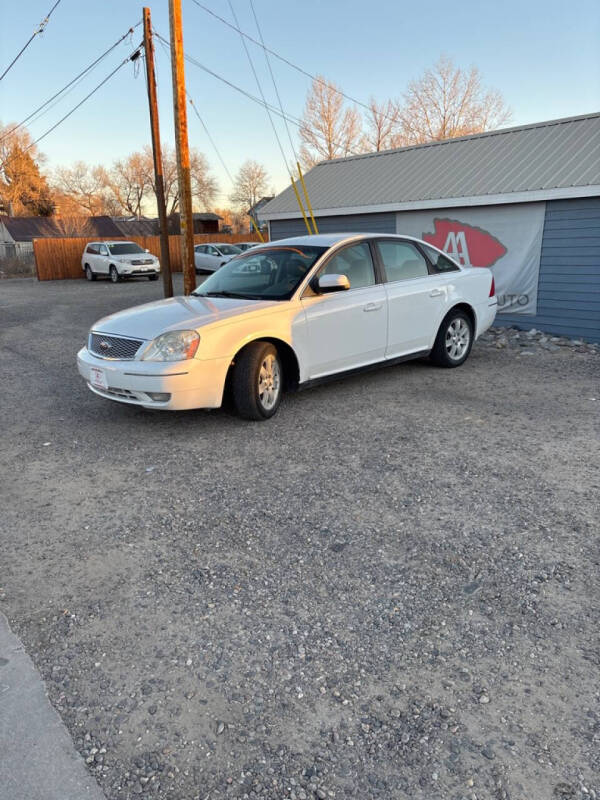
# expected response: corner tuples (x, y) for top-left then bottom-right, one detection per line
(301, 241), (388, 379)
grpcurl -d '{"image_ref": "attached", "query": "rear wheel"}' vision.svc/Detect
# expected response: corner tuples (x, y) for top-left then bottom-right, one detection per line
(109, 265), (120, 283)
(84, 264), (96, 281)
(430, 309), (473, 367)
(231, 341), (282, 420)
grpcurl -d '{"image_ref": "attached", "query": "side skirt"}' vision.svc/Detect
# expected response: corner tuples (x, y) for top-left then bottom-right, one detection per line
(296, 349), (431, 392)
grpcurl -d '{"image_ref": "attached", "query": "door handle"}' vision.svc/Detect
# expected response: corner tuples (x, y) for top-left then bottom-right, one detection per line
(429, 288), (444, 297)
(363, 302), (383, 312)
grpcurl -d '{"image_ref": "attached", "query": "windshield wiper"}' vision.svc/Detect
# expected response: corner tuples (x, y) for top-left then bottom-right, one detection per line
(199, 290), (263, 300)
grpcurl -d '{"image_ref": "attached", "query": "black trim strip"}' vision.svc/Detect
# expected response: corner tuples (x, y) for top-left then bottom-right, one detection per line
(297, 349), (430, 391)
(123, 371), (188, 377)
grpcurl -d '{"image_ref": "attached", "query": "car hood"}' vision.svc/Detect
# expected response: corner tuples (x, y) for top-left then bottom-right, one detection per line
(91, 295), (281, 340)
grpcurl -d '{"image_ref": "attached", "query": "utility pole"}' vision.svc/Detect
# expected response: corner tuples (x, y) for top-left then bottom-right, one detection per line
(168, 0), (195, 294)
(143, 7), (173, 299)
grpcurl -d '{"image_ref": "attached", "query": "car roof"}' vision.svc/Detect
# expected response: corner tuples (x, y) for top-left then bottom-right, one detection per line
(256, 232), (428, 248)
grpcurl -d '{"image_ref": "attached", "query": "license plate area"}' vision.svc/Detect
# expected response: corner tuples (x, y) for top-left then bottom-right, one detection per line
(90, 367), (108, 391)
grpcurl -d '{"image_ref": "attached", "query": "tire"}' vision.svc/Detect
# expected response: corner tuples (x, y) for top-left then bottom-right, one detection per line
(109, 265), (120, 283)
(231, 341), (282, 420)
(430, 309), (473, 368)
(149, 274), (159, 281)
(84, 264), (96, 281)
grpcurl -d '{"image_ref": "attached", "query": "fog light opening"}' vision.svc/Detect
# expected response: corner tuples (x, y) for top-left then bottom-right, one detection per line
(147, 392), (171, 402)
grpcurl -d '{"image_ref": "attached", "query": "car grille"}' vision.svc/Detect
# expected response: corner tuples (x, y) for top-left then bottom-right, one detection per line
(89, 332), (144, 360)
(130, 258), (155, 265)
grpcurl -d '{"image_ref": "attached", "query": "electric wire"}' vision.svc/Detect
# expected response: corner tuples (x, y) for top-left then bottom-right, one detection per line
(190, 0), (399, 126)
(0, 24), (141, 143)
(226, 0), (292, 180)
(248, 0), (298, 164)
(152, 31), (362, 158)
(0, 46), (142, 171)
(154, 34), (235, 186)
(0, 0), (63, 82)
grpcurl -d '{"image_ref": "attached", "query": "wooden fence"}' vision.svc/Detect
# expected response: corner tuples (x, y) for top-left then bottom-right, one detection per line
(33, 232), (268, 281)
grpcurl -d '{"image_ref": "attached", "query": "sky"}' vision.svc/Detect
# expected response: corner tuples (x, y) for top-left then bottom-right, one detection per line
(1, 0), (599, 208)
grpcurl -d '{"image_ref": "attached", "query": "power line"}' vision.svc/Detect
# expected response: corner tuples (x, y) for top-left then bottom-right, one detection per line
(190, 0), (395, 125)
(225, 0), (292, 179)
(152, 31), (362, 157)
(0, 46), (142, 171)
(248, 0), (298, 164)
(0, 0), (63, 82)
(154, 34), (235, 185)
(1, 24), (141, 142)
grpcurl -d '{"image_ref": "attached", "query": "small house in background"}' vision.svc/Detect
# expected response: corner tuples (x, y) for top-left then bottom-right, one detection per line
(248, 197), (274, 233)
(165, 212), (222, 236)
(0, 215), (121, 258)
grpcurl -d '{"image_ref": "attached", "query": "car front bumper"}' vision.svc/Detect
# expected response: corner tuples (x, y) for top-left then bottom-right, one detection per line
(77, 348), (231, 410)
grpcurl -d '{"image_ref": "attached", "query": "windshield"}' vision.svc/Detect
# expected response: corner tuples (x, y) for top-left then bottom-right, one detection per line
(108, 243), (145, 255)
(193, 245), (327, 301)
(217, 244), (242, 255)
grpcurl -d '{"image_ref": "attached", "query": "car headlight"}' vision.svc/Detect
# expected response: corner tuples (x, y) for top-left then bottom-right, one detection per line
(141, 330), (200, 361)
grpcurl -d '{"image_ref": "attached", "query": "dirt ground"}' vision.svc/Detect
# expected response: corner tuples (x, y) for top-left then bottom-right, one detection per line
(1, 276), (599, 800)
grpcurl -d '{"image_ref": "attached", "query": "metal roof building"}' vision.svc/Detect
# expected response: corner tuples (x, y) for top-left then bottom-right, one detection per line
(262, 113), (600, 342)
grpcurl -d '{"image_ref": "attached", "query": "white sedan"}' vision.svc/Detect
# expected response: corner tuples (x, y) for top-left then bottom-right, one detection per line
(77, 233), (497, 420)
(194, 242), (242, 273)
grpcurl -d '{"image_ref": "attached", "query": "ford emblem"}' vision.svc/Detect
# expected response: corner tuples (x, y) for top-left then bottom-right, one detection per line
(99, 340), (111, 351)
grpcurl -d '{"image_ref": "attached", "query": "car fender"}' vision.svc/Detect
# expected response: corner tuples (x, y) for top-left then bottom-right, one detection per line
(195, 304), (309, 381)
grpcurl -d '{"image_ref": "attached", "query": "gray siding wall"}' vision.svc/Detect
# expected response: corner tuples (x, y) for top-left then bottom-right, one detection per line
(497, 198), (600, 342)
(269, 212), (396, 240)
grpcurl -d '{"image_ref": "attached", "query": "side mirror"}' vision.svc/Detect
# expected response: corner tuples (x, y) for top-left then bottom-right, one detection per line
(318, 273), (350, 293)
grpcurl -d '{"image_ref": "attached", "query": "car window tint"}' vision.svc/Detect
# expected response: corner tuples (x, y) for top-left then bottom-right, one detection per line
(320, 243), (375, 290)
(422, 243), (460, 272)
(377, 241), (429, 282)
(207, 246), (217, 255)
(86, 244), (97, 254)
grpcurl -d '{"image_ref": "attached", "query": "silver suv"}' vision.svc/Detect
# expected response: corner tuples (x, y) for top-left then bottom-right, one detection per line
(82, 241), (161, 283)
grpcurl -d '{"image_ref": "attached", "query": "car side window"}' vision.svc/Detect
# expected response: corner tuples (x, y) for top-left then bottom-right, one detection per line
(86, 244), (97, 254)
(196, 245), (205, 254)
(422, 243), (460, 273)
(98, 245), (108, 256)
(319, 243), (375, 290)
(207, 246), (218, 255)
(376, 241), (429, 282)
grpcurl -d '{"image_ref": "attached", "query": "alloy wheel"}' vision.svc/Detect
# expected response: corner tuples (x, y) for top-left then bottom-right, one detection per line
(257, 354), (280, 410)
(445, 318), (471, 360)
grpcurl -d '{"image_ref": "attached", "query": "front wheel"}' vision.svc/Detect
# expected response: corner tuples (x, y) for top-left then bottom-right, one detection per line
(84, 265), (96, 281)
(430, 309), (473, 367)
(109, 265), (120, 283)
(231, 341), (282, 420)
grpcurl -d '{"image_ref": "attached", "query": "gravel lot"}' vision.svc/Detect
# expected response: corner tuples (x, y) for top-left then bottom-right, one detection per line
(1, 276), (599, 800)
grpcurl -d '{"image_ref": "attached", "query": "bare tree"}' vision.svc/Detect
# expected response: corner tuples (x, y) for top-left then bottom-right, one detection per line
(106, 152), (150, 217)
(0, 123), (54, 215)
(364, 98), (404, 152)
(141, 145), (217, 215)
(399, 55), (511, 144)
(229, 160), (269, 210)
(52, 162), (118, 216)
(213, 206), (247, 234)
(299, 76), (362, 167)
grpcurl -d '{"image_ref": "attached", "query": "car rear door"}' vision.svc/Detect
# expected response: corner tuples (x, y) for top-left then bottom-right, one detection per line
(375, 239), (448, 357)
(205, 246), (221, 270)
(97, 243), (110, 275)
(194, 245), (207, 270)
(301, 241), (388, 378)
